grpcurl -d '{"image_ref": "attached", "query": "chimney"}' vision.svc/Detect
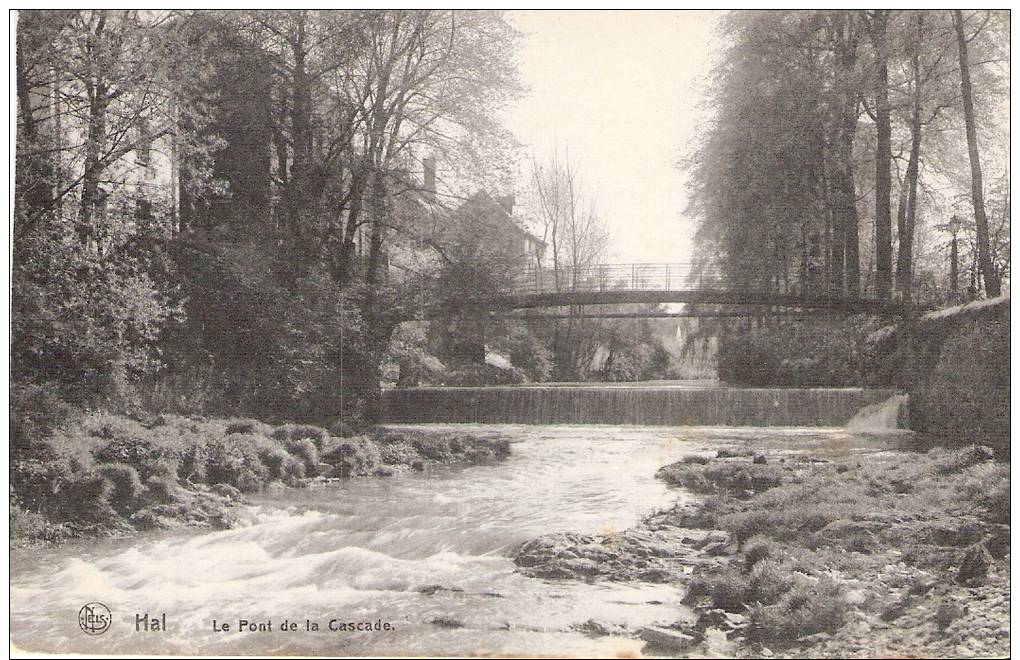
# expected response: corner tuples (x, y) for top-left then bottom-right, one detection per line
(423, 157), (436, 200)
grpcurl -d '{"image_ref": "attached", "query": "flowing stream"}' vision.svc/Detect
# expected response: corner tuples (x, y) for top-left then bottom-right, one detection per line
(10, 424), (905, 657)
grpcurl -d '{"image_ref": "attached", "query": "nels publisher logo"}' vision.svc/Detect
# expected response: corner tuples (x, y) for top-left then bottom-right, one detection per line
(78, 602), (112, 636)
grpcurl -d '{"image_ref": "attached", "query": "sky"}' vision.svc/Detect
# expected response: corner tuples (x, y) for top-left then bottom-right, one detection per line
(502, 10), (721, 264)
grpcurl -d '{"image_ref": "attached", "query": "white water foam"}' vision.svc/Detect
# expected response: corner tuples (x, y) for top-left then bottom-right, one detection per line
(846, 393), (909, 432)
(11, 425), (913, 656)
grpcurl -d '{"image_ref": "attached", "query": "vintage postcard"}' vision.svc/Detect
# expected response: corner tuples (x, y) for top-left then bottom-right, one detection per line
(9, 7), (1010, 658)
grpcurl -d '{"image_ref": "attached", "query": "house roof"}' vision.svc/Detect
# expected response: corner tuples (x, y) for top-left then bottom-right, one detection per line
(464, 190), (546, 248)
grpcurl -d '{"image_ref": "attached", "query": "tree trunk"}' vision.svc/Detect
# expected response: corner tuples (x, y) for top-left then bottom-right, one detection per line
(15, 39), (36, 144)
(871, 10), (893, 300)
(799, 218), (810, 293)
(347, 170), (396, 424)
(828, 10), (861, 298)
(953, 10), (1000, 296)
(78, 82), (108, 248)
(285, 12), (313, 246)
(273, 124), (289, 229)
(843, 166), (861, 296)
(896, 23), (923, 302)
(15, 38), (53, 215)
(364, 172), (388, 291)
(822, 185), (834, 295)
(830, 150), (860, 298)
(336, 169), (368, 286)
(896, 14), (926, 300)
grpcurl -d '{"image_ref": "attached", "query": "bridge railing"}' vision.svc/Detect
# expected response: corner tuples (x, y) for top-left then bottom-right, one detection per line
(503, 262), (904, 309)
(509, 263), (728, 295)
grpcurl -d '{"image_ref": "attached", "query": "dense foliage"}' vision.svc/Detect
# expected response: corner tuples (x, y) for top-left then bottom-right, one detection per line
(688, 10), (1009, 305)
(14, 10), (521, 424)
(911, 315), (1010, 446)
(716, 317), (881, 386)
(148, 243), (369, 419)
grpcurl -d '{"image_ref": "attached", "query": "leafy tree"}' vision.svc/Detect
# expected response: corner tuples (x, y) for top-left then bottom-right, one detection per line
(687, 9), (1008, 309)
(14, 10), (523, 421)
(952, 10), (1002, 296)
(13, 10), (215, 408)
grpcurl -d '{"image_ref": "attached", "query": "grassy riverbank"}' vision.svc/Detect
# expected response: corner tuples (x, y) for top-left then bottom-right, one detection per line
(515, 443), (1009, 658)
(11, 411), (510, 547)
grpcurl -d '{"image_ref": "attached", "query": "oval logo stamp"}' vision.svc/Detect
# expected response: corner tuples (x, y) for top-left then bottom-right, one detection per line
(78, 602), (112, 636)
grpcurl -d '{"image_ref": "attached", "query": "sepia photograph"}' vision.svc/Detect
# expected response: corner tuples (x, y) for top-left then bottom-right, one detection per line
(9, 7), (1011, 658)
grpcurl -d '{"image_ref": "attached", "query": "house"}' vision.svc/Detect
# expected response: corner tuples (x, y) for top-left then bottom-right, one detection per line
(357, 156), (547, 284)
(421, 156), (546, 272)
(24, 65), (542, 282)
(20, 76), (180, 230)
(445, 190), (547, 271)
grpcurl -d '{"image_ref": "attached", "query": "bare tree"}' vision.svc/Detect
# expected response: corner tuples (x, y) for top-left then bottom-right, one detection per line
(529, 150), (608, 379)
(953, 9), (1000, 296)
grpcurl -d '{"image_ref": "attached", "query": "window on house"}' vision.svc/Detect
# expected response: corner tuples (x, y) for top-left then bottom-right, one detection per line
(135, 198), (153, 222)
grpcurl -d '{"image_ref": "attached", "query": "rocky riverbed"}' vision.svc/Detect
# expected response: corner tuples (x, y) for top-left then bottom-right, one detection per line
(512, 443), (1009, 658)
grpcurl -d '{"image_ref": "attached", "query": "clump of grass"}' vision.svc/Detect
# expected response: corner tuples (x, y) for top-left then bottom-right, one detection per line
(677, 443), (1008, 651)
(747, 559), (795, 605)
(10, 381), (81, 458)
(321, 436), (382, 477)
(94, 435), (179, 480)
(378, 439), (420, 466)
(144, 475), (180, 504)
(412, 434), (459, 461)
(60, 475), (120, 526)
(271, 424), (331, 449)
(716, 448), (755, 459)
(704, 462), (788, 492)
(744, 534), (783, 570)
(9, 500), (91, 545)
(281, 458), (306, 484)
(709, 571), (748, 611)
(252, 440), (286, 476)
(225, 418), (274, 436)
(12, 407), (515, 545)
(657, 463), (713, 492)
(746, 579), (847, 646)
(202, 434), (269, 492)
(282, 437), (319, 476)
(95, 463), (144, 513)
(694, 552), (799, 613)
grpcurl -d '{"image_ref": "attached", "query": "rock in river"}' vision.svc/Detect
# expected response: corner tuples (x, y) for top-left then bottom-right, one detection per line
(513, 525), (722, 582)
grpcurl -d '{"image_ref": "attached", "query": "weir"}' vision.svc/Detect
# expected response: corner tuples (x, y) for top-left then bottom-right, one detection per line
(380, 386), (907, 428)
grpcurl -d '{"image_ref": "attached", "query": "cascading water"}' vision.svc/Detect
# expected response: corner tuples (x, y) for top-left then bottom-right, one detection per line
(382, 385), (905, 427)
(845, 394), (910, 432)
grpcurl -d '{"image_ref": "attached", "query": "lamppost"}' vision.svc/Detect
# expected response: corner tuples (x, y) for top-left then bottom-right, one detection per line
(948, 214), (961, 299)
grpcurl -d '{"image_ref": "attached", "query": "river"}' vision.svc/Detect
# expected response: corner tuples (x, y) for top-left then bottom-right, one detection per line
(10, 424), (906, 657)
